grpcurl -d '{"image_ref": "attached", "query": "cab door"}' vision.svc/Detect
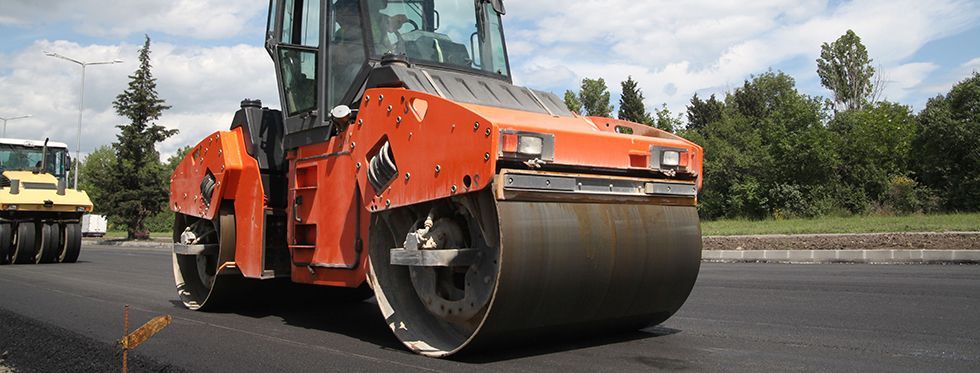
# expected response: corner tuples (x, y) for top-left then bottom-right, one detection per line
(267, 0), (327, 146)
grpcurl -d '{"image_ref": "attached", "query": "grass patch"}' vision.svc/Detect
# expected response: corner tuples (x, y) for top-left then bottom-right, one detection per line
(702, 212), (980, 236)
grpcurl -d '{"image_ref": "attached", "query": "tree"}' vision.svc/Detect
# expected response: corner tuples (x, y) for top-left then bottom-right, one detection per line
(652, 104), (681, 133)
(102, 35), (178, 239)
(680, 71), (837, 219)
(817, 30), (879, 112)
(912, 73), (980, 211)
(618, 76), (651, 124)
(563, 90), (582, 115)
(830, 101), (917, 211)
(77, 146), (117, 215)
(686, 93), (723, 135)
(579, 78), (614, 117)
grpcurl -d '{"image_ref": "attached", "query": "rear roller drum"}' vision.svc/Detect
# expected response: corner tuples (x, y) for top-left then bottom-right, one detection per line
(369, 190), (702, 357)
(58, 223), (82, 263)
(11, 222), (37, 265)
(173, 206), (240, 310)
(0, 223), (12, 265)
(35, 223), (60, 264)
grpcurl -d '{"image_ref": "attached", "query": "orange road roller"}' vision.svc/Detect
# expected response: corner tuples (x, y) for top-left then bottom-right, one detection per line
(169, 0), (704, 357)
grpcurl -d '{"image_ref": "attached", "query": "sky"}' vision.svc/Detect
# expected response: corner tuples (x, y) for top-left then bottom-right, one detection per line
(1, 0), (979, 159)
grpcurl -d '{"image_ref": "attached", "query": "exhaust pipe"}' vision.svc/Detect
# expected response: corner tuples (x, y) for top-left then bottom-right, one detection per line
(35, 138), (49, 174)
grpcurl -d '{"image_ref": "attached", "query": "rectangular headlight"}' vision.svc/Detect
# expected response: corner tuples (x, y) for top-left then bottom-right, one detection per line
(5, 204), (17, 211)
(517, 136), (544, 156)
(662, 151), (680, 167)
(500, 131), (555, 161)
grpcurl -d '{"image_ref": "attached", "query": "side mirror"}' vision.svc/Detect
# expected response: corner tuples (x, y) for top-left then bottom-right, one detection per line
(66, 155), (73, 172)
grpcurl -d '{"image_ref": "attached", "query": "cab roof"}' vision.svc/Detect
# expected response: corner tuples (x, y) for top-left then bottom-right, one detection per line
(0, 138), (69, 149)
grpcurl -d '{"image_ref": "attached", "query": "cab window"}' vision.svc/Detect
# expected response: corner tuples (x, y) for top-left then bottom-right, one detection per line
(278, 0), (321, 116)
(327, 0), (368, 108)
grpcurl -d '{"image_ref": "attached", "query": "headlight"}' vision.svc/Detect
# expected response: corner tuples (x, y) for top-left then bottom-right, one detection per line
(76, 206), (87, 212)
(500, 131), (555, 161)
(517, 136), (544, 156)
(661, 151), (680, 167)
(5, 204), (17, 211)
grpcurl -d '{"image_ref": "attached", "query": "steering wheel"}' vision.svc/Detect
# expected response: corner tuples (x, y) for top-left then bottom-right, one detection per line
(390, 17), (420, 51)
(403, 19), (420, 32)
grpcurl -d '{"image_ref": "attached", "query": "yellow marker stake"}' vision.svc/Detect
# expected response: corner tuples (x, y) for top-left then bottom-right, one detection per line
(119, 305), (172, 373)
(120, 315), (172, 350)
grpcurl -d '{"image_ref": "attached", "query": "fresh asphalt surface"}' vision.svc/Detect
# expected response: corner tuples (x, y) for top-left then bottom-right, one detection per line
(1, 244), (978, 372)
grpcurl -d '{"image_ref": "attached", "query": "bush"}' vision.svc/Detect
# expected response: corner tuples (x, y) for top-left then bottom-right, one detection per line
(833, 184), (872, 214)
(145, 210), (175, 233)
(880, 176), (940, 214)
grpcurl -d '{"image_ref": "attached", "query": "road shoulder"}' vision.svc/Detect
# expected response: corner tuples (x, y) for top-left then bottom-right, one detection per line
(703, 232), (980, 264)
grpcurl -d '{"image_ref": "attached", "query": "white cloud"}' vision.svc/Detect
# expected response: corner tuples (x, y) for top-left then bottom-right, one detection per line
(506, 0), (980, 114)
(879, 62), (939, 102)
(2, 0), (265, 39)
(0, 40), (278, 159)
(964, 57), (980, 69)
(915, 56), (980, 97)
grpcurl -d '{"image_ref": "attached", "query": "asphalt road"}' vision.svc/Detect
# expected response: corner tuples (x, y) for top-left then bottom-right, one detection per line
(1, 244), (978, 372)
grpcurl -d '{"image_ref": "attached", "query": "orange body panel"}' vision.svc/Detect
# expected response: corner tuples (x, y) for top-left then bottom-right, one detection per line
(349, 89), (498, 211)
(286, 138), (369, 288)
(169, 128), (266, 278)
(459, 104), (702, 185)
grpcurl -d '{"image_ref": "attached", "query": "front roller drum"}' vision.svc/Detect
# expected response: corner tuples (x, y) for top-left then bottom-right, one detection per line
(172, 207), (241, 310)
(369, 190), (702, 357)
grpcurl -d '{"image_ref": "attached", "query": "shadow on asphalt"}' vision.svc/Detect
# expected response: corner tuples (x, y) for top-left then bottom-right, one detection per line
(452, 326), (681, 364)
(166, 278), (681, 363)
(167, 278), (404, 351)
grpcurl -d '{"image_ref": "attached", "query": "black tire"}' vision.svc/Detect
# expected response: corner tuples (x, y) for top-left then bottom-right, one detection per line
(0, 223), (12, 265)
(12, 222), (37, 264)
(58, 223), (82, 263)
(36, 223), (60, 264)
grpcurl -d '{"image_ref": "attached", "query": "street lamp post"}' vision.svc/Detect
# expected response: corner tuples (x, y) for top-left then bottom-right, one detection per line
(0, 115), (32, 137)
(44, 51), (123, 189)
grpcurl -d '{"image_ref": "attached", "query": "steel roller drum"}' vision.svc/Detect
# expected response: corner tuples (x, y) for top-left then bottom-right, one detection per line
(370, 195), (702, 357)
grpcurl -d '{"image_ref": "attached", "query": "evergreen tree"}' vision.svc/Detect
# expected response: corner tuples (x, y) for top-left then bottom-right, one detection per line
(618, 76), (652, 124)
(686, 93), (723, 134)
(104, 35), (178, 239)
(579, 78), (614, 117)
(563, 90), (582, 114)
(817, 30), (878, 112)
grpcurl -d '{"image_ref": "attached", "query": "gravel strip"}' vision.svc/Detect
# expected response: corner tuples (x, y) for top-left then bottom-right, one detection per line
(704, 232), (980, 251)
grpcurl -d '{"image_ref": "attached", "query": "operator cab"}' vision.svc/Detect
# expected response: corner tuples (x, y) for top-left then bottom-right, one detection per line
(0, 139), (71, 183)
(266, 0), (568, 149)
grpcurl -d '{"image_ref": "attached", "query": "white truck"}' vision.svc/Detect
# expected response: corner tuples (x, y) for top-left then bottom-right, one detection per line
(81, 214), (107, 237)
